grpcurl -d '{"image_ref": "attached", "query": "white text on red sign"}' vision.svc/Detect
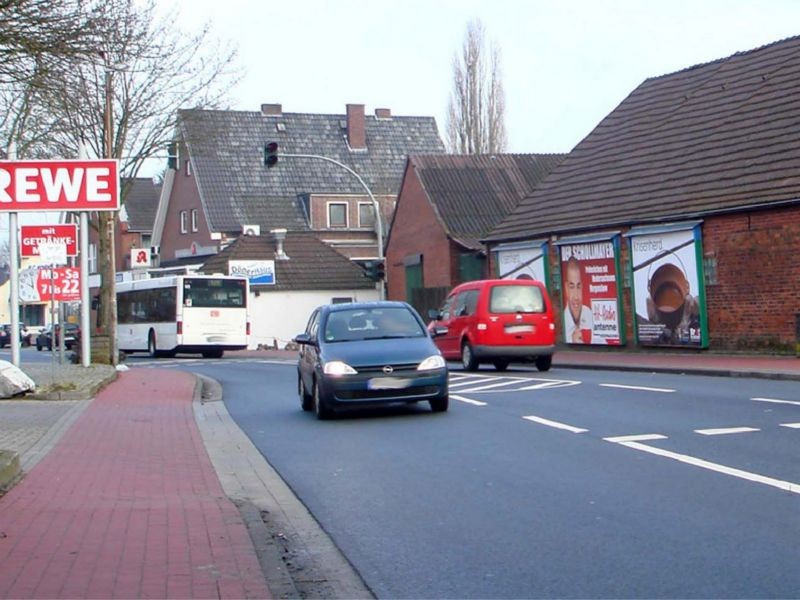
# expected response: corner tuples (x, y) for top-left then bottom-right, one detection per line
(20, 224), (79, 257)
(0, 160), (119, 212)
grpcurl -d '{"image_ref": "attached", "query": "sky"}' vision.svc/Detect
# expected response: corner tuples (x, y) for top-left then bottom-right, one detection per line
(156, 0), (800, 159)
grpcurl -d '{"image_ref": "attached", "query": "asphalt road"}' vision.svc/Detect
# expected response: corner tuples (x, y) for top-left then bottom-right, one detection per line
(97, 356), (800, 597)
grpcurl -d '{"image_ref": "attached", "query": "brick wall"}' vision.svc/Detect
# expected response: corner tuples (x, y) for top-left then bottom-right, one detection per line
(703, 207), (800, 351)
(386, 164), (452, 300)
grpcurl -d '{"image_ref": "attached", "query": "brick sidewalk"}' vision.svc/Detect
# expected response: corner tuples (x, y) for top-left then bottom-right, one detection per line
(0, 369), (271, 599)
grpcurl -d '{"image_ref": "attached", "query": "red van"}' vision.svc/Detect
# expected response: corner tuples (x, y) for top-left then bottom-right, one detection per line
(428, 279), (556, 371)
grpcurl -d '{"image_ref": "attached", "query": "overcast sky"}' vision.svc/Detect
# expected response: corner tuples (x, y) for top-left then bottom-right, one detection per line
(159, 0), (800, 158)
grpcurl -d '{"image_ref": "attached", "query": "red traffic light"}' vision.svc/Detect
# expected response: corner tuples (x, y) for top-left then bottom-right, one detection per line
(264, 142), (279, 167)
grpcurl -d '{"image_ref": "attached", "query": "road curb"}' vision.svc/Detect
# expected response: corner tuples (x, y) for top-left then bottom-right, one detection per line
(0, 449), (20, 492)
(554, 361), (800, 381)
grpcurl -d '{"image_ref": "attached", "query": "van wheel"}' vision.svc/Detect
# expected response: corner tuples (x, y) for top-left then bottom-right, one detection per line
(299, 375), (313, 411)
(535, 355), (552, 372)
(493, 360), (509, 372)
(461, 341), (479, 371)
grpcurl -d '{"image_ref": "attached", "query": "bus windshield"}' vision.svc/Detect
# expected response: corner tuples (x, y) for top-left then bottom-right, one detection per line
(182, 278), (247, 308)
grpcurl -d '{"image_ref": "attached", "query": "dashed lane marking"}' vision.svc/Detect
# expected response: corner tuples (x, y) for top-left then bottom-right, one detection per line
(752, 397), (800, 407)
(599, 383), (675, 393)
(695, 427), (760, 436)
(450, 394), (487, 406)
(604, 434), (800, 495)
(521, 415), (588, 434)
(780, 422), (800, 429)
(604, 434), (667, 443)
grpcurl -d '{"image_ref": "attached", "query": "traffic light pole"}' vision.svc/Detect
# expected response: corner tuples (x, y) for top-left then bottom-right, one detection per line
(271, 152), (385, 300)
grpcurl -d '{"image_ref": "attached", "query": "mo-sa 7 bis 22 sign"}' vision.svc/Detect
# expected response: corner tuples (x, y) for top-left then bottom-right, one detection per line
(36, 267), (81, 302)
(0, 159), (119, 211)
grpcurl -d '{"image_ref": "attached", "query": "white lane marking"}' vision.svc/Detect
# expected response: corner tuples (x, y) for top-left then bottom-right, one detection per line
(752, 397), (800, 406)
(695, 427), (760, 436)
(600, 383), (675, 393)
(460, 379), (529, 392)
(450, 394), (487, 406)
(603, 434), (667, 443)
(522, 415), (588, 434)
(519, 379), (582, 390)
(780, 422), (800, 429)
(449, 376), (502, 388)
(606, 437), (800, 495)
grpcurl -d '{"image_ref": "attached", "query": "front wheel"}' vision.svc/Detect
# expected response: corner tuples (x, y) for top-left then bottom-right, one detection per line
(535, 355), (552, 372)
(461, 341), (479, 371)
(313, 381), (334, 420)
(429, 396), (449, 413)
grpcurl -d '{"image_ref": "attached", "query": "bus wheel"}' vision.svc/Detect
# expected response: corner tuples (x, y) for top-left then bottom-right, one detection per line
(202, 349), (224, 359)
(148, 331), (158, 358)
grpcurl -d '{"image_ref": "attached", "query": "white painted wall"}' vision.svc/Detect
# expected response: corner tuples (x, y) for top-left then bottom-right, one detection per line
(248, 287), (380, 349)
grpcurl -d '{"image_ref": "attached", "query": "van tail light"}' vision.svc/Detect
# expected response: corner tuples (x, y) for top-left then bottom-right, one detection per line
(176, 320), (183, 335)
(549, 323), (555, 330)
(247, 322), (251, 335)
(477, 323), (488, 331)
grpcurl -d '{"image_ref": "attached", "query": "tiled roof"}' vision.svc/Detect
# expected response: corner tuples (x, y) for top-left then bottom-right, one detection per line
(488, 35), (800, 242)
(179, 108), (446, 234)
(122, 178), (160, 233)
(408, 154), (565, 249)
(199, 232), (376, 291)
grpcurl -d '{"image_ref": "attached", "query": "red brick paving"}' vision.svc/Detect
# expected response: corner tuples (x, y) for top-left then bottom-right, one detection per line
(0, 369), (271, 599)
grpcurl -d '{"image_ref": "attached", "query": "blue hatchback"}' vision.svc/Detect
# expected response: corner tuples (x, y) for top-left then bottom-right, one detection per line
(294, 301), (449, 419)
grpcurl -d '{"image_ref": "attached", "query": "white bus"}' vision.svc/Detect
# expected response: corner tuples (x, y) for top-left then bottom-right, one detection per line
(117, 275), (249, 358)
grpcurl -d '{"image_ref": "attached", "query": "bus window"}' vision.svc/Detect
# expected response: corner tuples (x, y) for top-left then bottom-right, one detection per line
(183, 278), (247, 308)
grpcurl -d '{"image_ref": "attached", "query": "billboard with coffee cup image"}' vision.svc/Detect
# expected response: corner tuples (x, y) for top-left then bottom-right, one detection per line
(630, 227), (707, 348)
(559, 240), (622, 345)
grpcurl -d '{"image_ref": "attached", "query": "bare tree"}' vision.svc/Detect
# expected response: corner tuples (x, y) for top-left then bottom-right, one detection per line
(445, 19), (507, 154)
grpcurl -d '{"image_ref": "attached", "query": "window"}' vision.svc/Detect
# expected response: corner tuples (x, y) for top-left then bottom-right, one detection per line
(191, 209), (198, 232)
(703, 255), (718, 285)
(358, 202), (375, 228)
(88, 243), (97, 273)
(328, 202), (347, 228)
(180, 210), (188, 234)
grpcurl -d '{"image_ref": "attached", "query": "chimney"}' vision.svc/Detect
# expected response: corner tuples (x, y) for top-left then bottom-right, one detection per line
(271, 228), (290, 260)
(261, 103), (282, 116)
(346, 103), (366, 149)
(375, 108), (391, 119)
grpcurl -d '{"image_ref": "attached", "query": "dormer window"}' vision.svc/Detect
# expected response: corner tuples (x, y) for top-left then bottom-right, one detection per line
(358, 202), (375, 228)
(328, 202), (348, 228)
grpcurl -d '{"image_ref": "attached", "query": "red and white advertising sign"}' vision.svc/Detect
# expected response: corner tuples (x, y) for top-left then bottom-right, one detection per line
(0, 159), (119, 212)
(131, 248), (151, 268)
(36, 267), (81, 302)
(21, 224), (78, 257)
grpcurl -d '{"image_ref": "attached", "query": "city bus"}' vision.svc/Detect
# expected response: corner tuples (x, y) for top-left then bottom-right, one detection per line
(117, 275), (249, 358)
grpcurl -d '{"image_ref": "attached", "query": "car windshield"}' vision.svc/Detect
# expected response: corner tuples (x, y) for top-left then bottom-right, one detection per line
(323, 307), (425, 342)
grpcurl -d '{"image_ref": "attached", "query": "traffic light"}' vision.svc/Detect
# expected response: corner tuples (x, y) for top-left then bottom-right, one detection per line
(364, 260), (385, 281)
(264, 141), (279, 168)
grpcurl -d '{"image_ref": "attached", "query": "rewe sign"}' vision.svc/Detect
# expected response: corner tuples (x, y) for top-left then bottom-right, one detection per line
(0, 159), (119, 212)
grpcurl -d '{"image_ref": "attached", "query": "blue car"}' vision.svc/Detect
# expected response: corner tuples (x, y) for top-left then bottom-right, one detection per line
(295, 301), (449, 419)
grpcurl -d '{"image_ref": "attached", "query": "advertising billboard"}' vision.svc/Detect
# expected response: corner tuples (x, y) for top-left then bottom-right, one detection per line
(630, 227), (706, 347)
(559, 240), (622, 345)
(494, 241), (547, 282)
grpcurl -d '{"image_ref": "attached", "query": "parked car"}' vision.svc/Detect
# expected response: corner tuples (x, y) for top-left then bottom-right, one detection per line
(36, 323), (80, 351)
(294, 301), (449, 419)
(0, 323), (31, 348)
(427, 279), (556, 372)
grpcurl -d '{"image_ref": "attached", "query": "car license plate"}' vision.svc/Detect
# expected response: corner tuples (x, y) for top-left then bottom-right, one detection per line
(368, 377), (411, 390)
(505, 324), (534, 334)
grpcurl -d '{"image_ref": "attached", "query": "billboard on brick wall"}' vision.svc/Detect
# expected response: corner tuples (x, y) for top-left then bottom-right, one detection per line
(630, 227), (706, 347)
(559, 240), (622, 345)
(495, 241), (547, 282)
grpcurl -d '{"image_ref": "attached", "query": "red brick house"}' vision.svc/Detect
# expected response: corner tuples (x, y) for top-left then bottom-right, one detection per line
(385, 154), (564, 315)
(485, 36), (800, 353)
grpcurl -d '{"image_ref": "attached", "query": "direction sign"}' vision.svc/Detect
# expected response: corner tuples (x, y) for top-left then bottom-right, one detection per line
(21, 224), (78, 257)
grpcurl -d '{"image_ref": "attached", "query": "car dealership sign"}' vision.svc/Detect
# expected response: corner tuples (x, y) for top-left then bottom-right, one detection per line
(0, 159), (119, 211)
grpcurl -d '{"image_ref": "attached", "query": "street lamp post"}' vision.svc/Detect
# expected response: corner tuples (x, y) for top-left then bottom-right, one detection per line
(271, 151), (386, 299)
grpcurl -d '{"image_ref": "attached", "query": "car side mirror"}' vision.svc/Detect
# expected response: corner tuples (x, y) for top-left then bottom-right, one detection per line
(427, 309), (441, 320)
(294, 333), (315, 346)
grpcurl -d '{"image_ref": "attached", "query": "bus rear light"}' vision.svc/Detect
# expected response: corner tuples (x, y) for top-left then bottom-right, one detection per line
(176, 321), (183, 335)
(247, 322), (251, 335)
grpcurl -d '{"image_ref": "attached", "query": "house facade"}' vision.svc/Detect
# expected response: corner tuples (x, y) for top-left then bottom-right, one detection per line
(386, 154), (565, 316)
(485, 36), (800, 353)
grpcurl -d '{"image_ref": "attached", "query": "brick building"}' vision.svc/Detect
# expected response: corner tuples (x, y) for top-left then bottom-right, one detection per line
(485, 36), (800, 353)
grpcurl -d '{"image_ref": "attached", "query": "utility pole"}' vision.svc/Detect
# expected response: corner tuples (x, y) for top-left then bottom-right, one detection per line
(97, 57), (119, 365)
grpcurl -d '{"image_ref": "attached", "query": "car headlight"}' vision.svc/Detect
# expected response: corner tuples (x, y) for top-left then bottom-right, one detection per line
(323, 360), (357, 376)
(417, 355), (446, 371)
